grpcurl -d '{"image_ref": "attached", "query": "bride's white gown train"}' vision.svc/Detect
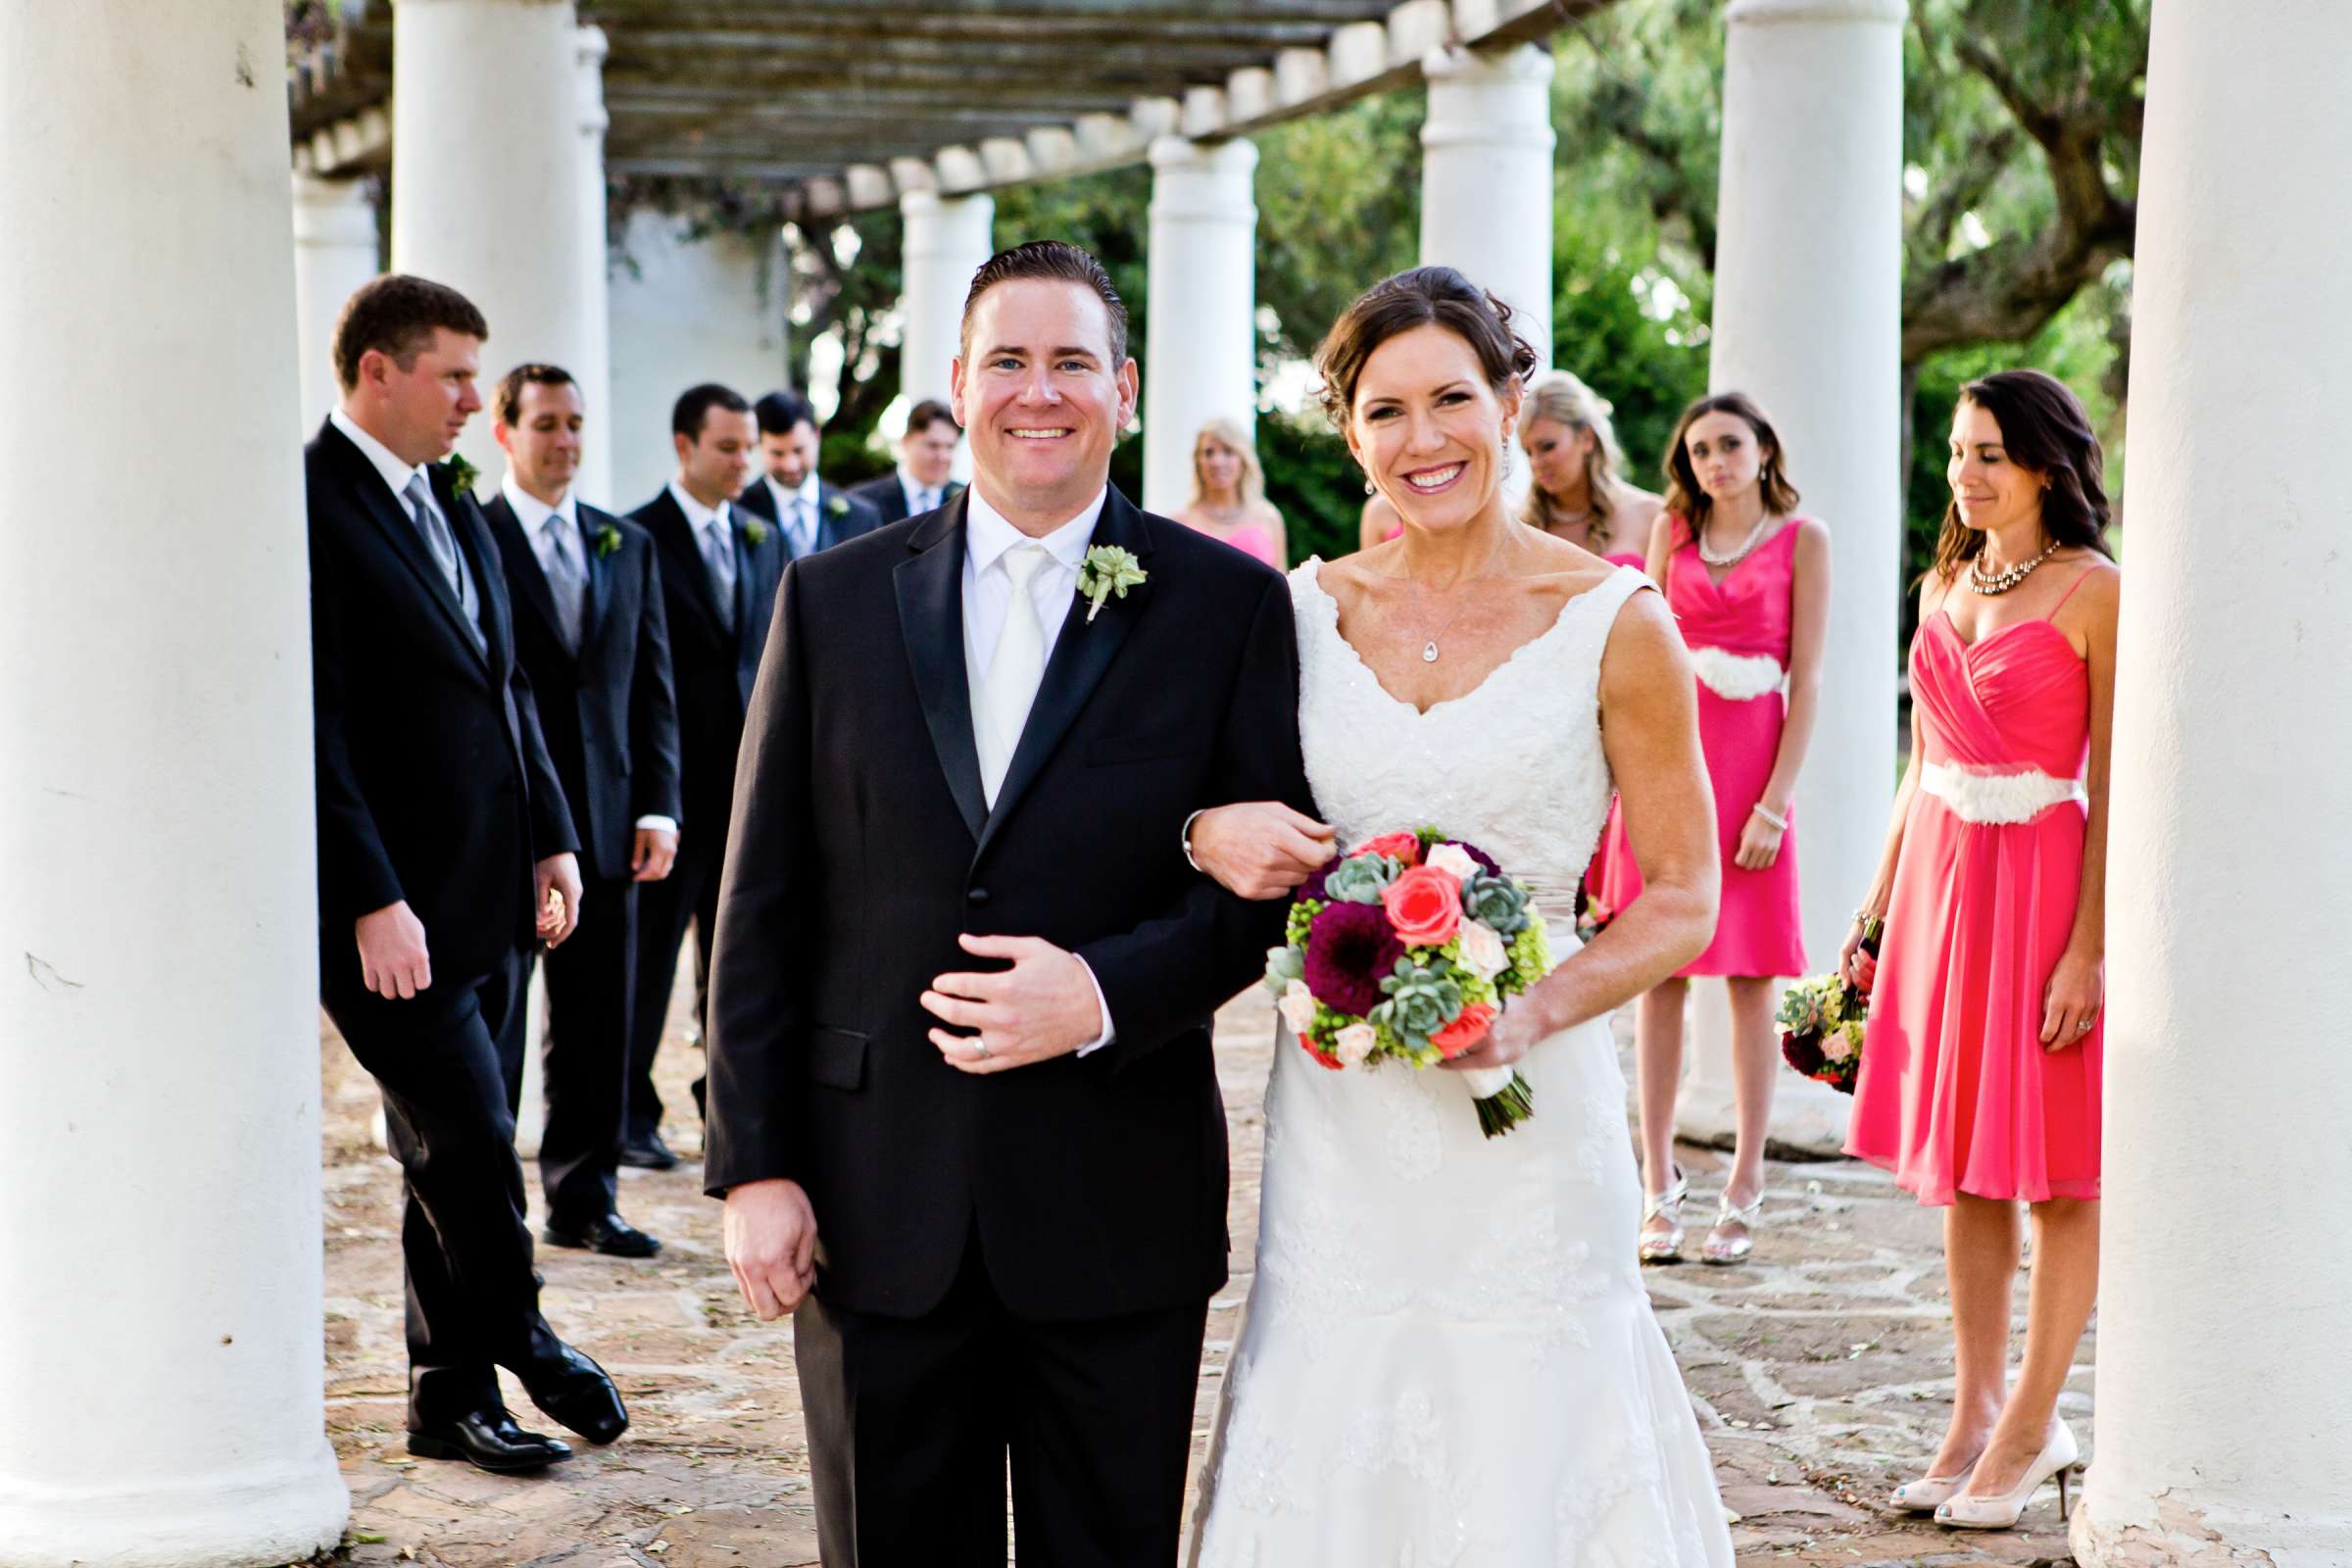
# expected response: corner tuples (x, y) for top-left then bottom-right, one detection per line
(1190, 563), (1735, 1567)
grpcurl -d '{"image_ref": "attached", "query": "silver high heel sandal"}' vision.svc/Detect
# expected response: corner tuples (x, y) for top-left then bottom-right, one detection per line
(1936, 1422), (2082, 1530)
(1638, 1165), (1689, 1264)
(1887, 1462), (1977, 1513)
(1699, 1192), (1763, 1265)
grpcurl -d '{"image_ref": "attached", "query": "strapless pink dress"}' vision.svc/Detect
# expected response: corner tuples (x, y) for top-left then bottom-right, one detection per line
(1579, 550), (1650, 919)
(1845, 571), (2105, 1205)
(1595, 521), (1806, 977)
(1189, 518), (1281, 567)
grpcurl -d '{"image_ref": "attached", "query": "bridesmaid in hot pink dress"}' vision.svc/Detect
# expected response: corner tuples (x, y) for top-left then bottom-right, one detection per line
(1175, 416), (1288, 567)
(1514, 371), (1661, 920)
(1843, 369), (2116, 1533)
(1627, 393), (1829, 1269)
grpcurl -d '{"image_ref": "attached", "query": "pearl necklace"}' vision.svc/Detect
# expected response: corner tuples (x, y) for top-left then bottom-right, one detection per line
(1967, 538), (2060, 595)
(1696, 511), (1775, 567)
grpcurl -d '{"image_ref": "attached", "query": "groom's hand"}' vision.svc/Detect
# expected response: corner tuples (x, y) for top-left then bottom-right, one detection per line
(923, 933), (1105, 1074)
(1187, 802), (1336, 901)
(723, 1178), (818, 1319)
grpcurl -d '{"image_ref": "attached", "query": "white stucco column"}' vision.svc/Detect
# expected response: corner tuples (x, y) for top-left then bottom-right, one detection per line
(607, 209), (791, 509)
(392, 0), (603, 496)
(566, 23), (614, 507)
(2072, 6), (2352, 1563)
(1679, 0), (1904, 1155)
(0, 3), (349, 1564)
(1142, 136), (1258, 515)
(900, 190), (996, 406)
(1419, 43), (1555, 366)
(292, 174), (379, 431)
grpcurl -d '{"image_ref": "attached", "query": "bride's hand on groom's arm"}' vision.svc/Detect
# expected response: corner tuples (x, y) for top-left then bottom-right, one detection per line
(1186, 803), (1337, 901)
(723, 1178), (817, 1320)
(923, 933), (1107, 1074)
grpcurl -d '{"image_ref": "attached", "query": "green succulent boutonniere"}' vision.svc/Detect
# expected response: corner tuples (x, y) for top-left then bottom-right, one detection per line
(440, 453), (480, 498)
(826, 493), (850, 517)
(742, 516), (769, 547)
(593, 521), (622, 559)
(1077, 544), (1148, 624)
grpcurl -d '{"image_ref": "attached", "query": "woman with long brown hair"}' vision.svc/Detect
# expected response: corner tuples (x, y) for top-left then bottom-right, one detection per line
(1844, 368), (2117, 1530)
(1620, 391), (1830, 1267)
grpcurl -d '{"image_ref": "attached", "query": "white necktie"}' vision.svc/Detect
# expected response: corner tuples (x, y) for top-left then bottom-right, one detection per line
(978, 543), (1052, 806)
(701, 515), (737, 629)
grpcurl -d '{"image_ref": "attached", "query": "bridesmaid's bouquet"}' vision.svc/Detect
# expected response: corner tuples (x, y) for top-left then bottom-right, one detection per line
(1263, 827), (1557, 1137)
(1776, 919), (1880, 1095)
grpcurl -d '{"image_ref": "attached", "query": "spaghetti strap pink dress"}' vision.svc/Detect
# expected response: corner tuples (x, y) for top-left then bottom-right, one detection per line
(1844, 569), (2105, 1205)
(1595, 520), (1807, 977)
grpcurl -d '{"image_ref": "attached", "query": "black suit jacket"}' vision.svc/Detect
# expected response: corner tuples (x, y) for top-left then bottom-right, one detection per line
(846, 471), (964, 527)
(484, 495), (683, 883)
(307, 418), (578, 982)
(704, 488), (1314, 1322)
(735, 474), (885, 559)
(630, 487), (789, 834)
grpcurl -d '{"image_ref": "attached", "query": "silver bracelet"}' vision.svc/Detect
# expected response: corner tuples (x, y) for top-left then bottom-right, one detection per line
(1181, 808), (1208, 874)
(1750, 801), (1788, 832)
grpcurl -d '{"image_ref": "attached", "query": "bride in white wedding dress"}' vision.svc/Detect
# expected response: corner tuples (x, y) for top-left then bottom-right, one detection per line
(1182, 269), (1736, 1566)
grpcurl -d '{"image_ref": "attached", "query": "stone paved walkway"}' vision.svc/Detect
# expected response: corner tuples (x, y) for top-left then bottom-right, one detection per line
(318, 988), (2088, 1566)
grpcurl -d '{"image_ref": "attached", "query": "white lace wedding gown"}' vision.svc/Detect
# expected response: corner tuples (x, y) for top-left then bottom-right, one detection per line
(1189, 563), (1735, 1568)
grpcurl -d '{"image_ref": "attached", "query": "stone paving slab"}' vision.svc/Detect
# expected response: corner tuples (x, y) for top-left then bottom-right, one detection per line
(314, 984), (2085, 1566)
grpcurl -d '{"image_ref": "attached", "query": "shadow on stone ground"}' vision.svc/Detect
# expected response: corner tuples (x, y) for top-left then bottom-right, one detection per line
(314, 979), (2086, 1567)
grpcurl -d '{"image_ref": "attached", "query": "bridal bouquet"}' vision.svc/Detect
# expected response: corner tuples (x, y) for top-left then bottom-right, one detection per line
(1263, 827), (1556, 1137)
(1776, 918), (1880, 1095)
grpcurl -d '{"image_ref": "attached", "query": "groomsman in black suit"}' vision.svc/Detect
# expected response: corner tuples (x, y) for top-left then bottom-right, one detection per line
(623, 385), (771, 1168)
(734, 386), (884, 560)
(484, 363), (682, 1257)
(846, 397), (965, 524)
(310, 275), (628, 1473)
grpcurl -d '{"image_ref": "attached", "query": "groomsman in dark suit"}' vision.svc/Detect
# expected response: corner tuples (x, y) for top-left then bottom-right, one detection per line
(846, 397), (965, 524)
(623, 385), (770, 1168)
(310, 275), (628, 1473)
(734, 386), (884, 560)
(484, 363), (682, 1256)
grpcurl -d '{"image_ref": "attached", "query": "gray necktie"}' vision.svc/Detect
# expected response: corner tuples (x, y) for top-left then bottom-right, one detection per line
(403, 472), (466, 609)
(701, 515), (737, 630)
(542, 515), (586, 652)
(918, 487), (941, 514)
(792, 496), (816, 558)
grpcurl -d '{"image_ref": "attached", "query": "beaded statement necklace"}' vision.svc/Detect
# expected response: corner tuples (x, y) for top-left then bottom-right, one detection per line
(1696, 511), (1776, 568)
(1967, 537), (2060, 595)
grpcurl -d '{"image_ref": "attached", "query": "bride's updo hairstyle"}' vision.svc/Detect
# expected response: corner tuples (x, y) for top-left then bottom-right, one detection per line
(1934, 368), (2114, 582)
(1314, 267), (1539, 430)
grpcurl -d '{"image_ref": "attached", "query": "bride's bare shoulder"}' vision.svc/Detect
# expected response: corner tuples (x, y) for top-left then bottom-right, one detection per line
(1517, 527), (1627, 611)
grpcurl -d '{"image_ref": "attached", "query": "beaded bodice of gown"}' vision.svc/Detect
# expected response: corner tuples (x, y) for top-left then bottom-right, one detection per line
(1290, 560), (1651, 921)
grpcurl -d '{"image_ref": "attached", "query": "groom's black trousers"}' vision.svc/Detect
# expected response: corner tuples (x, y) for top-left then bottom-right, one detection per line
(795, 1229), (1207, 1567)
(324, 948), (564, 1429)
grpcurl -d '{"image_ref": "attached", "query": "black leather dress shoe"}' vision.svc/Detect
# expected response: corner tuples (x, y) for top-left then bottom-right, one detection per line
(407, 1408), (572, 1472)
(615, 1133), (678, 1171)
(518, 1343), (629, 1446)
(543, 1212), (662, 1258)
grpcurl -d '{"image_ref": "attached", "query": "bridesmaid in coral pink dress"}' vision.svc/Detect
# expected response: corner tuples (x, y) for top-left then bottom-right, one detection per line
(1626, 394), (1829, 1270)
(1514, 371), (1664, 921)
(1175, 417), (1289, 568)
(1842, 369), (2117, 1533)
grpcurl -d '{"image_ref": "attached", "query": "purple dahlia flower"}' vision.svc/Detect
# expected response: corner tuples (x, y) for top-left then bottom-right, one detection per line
(1303, 901), (1403, 1018)
(1443, 838), (1502, 877)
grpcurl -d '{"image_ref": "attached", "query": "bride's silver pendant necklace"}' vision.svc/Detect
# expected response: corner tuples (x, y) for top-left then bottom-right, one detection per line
(1967, 536), (2060, 595)
(1412, 580), (1473, 662)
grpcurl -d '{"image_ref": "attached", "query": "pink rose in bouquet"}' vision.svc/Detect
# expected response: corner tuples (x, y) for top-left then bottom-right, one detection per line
(1381, 865), (1463, 948)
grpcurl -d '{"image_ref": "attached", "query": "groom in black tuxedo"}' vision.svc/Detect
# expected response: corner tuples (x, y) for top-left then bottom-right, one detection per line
(309, 276), (628, 1472)
(707, 241), (1313, 1564)
(484, 362), (681, 1257)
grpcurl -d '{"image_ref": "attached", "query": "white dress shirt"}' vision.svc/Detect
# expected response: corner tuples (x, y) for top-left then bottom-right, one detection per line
(508, 475), (678, 838)
(899, 466), (947, 518)
(960, 485), (1117, 1054)
(765, 470), (826, 555)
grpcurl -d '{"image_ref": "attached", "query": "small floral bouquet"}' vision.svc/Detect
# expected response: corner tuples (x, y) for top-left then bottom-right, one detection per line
(1263, 827), (1556, 1137)
(1776, 917), (1880, 1095)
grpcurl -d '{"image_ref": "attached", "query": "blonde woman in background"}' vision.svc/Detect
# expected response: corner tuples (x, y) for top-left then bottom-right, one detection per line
(1518, 370), (1662, 567)
(1175, 416), (1288, 568)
